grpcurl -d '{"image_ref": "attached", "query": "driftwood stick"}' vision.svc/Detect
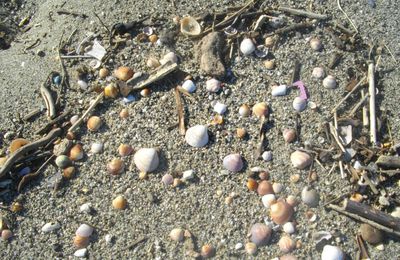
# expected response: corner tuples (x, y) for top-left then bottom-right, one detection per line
(68, 92), (104, 133)
(331, 76), (366, 113)
(349, 93), (369, 117)
(35, 109), (71, 135)
(255, 116), (266, 158)
(177, 86), (195, 102)
(361, 89), (369, 127)
(0, 128), (62, 178)
(361, 170), (379, 194)
(376, 155), (400, 169)
(24, 107), (44, 121)
(174, 88), (186, 135)
(329, 122), (346, 153)
(277, 6), (328, 19)
(128, 63), (178, 91)
(17, 154), (55, 192)
(368, 62), (377, 144)
(266, 22), (314, 36)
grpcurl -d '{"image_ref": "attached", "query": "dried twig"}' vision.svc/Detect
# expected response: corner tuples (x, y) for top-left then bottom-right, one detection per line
(336, 0), (358, 34)
(349, 93), (369, 117)
(35, 109), (71, 135)
(368, 62), (377, 144)
(128, 63), (178, 91)
(23, 107), (44, 121)
(277, 6), (328, 19)
(361, 89), (369, 127)
(266, 22), (315, 37)
(331, 76), (367, 113)
(329, 122), (346, 153)
(174, 88), (186, 135)
(17, 154), (55, 192)
(125, 236), (147, 250)
(40, 84), (56, 119)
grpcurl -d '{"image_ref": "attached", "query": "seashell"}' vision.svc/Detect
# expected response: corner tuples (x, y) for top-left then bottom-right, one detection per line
(160, 52), (178, 65)
(70, 115), (79, 125)
(264, 59), (275, 70)
(1, 229), (13, 241)
(69, 144), (84, 161)
(290, 174), (300, 183)
(62, 166), (76, 179)
(283, 222), (296, 234)
(118, 144), (133, 157)
(41, 222), (61, 233)
(91, 142), (103, 154)
(162, 173), (174, 186)
(255, 45), (268, 58)
(79, 203), (92, 214)
(323, 75), (337, 89)
(312, 67), (325, 79)
(200, 244), (215, 258)
(223, 154), (243, 172)
(180, 16), (202, 36)
(239, 104), (251, 117)
(272, 182), (283, 194)
(107, 158), (125, 175)
(264, 36), (275, 47)
(310, 38), (322, 51)
(73, 235), (89, 248)
(262, 151), (272, 162)
(89, 59), (101, 69)
(350, 193), (363, 203)
(206, 78), (221, 93)
(257, 180), (274, 196)
(10, 138), (29, 153)
(223, 25), (237, 36)
(143, 26), (153, 36)
(66, 131), (75, 140)
(262, 194), (276, 208)
(321, 245), (344, 260)
(245, 242), (257, 255)
(138, 171), (148, 180)
(240, 38), (255, 55)
(270, 200), (294, 224)
(169, 228), (184, 242)
(140, 88), (151, 97)
(87, 116), (102, 131)
(259, 171), (269, 180)
(236, 128), (247, 139)
(76, 224), (93, 237)
(55, 155), (71, 169)
(112, 195), (127, 210)
(182, 80), (196, 93)
(252, 102), (269, 117)
(360, 224), (384, 244)
(99, 68), (109, 79)
(306, 210), (317, 222)
(147, 57), (161, 68)
(133, 148), (159, 172)
(301, 187), (320, 207)
(74, 248), (88, 257)
(290, 151), (312, 169)
(249, 223), (272, 246)
(279, 236), (295, 253)
(280, 255), (298, 260)
(292, 97), (307, 112)
(271, 84), (287, 96)
(120, 108), (129, 119)
(213, 102), (227, 115)
(148, 34), (158, 43)
(115, 66), (134, 81)
(185, 125), (209, 148)
(77, 80), (88, 90)
(247, 178), (258, 191)
(104, 83), (119, 98)
(308, 101), (318, 111)
(283, 129), (296, 143)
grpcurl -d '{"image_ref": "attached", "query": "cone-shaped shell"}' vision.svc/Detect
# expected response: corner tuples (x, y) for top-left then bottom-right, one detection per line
(223, 154), (243, 172)
(180, 16), (201, 36)
(185, 125), (209, 148)
(133, 148), (159, 172)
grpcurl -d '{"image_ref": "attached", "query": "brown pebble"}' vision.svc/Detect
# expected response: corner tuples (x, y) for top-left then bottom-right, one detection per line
(360, 223), (384, 244)
(247, 178), (258, 191)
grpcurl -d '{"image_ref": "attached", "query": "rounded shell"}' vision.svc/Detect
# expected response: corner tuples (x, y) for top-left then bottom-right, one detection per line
(162, 173), (174, 186)
(283, 129), (296, 143)
(239, 104), (251, 117)
(323, 75), (337, 89)
(69, 144), (84, 161)
(223, 154), (243, 172)
(99, 68), (109, 79)
(55, 155), (72, 169)
(73, 235), (89, 248)
(312, 67), (325, 79)
(301, 187), (320, 207)
(293, 97), (307, 112)
(112, 195), (127, 210)
(245, 242), (257, 255)
(290, 151), (312, 169)
(1, 229), (13, 241)
(278, 236), (295, 253)
(133, 148), (159, 172)
(115, 66), (134, 81)
(310, 38), (322, 51)
(270, 200), (294, 225)
(252, 102), (269, 117)
(262, 194), (276, 208)
(87, 116), (102, 131)
(321, 245), (344, 260)
(180, 16), (201, 36)
(257, 180), (274, 196)
(185, 125), (209, 148)
(107, 158), (125, 175)
(182, 80), (196, 93)
(169, 228), (184, 242)
(76, 224), (93, 237)
(240, 38), (256, 55)
(91, 142), (103, 154)
(206, 78), (221, 93)
(200, 244), (215, 258)
(249, 223), (272, 246)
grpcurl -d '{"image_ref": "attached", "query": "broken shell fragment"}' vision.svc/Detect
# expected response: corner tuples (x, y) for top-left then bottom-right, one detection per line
(180, 16), (201, 36)
(133, 148), (159, 172)
(206, 78), (221, 93)
(240, 38), (256, 55)
(245, 242), (257, 255)
(323, 75), (337, 89)
(223, 154), (243, 172)
(213, 102), (227, 115)
(185, 125), (209, 148)
(290, 151), (312, 169)
(293, 97), (307, 112)
(271, 85), (287, 96)
(10, 138), (29, 153)
(114, 66), (134, 81)
(250, 223), (272, 246)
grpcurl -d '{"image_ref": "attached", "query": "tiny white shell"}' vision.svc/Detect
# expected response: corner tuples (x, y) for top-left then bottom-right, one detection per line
(70, 115), (79, 125)
(271, 85), (287, 96)
(185, 125), (209, 148)
(91, 142), (103, 154)
(41, 222), (61, 233)
(133, 148), (159, 172)
(282, 222), (296, 234)
(182, 80), (196, 93)
(312, 67), (325, 79)
(213, 102), (227, 115)
(76, 224), (93, 237)
(301, 187), (320, 207)
(272, 182), (283, 193)
(292, 97), (307, 112)
(169, 228), (184, 242)
(105, 234), (113, 244)
(160, 52), (178, 65)
(262, 194), (276, 208)
(240, 38), (255, 55)
(290, 151), (312, 169)
(262, 151), (272, 162)
(77, 80), (88, 90)
(323, 75), (337, 89)
(206, 78), (221, 93)
(74, 248), (88, 258)
(321, 245), (344, 260)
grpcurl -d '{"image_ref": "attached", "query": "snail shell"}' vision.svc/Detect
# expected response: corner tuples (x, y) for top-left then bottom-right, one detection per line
(180, 16), (202, 36)
(223, 154), (243, 172)
(290, 151), (312, 169)
(292, 97), (307, 112)
(321, 245), (344, 260)
(249, 223), (272, 246)
(206, 78), (221, 93)
(240, 38), (256, 55)
(323, 75), (337, 89)
(185, 125), (209, 148)
(182, 80), (196, 93)
(133, 148), (159, 173)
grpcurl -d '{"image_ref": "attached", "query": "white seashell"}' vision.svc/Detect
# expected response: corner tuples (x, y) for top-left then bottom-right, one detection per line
(79, 203), (92, 214)
(143, 26), (153, 36)
(390, 207), (400, 218)
(321, 245), (344, 260)
(41, 222), (61, 233)
(262, 194), (276, 208)
(180, 16), (201, 36)
(271, 85), (287, 96)
(293, 97), (307, 112)
(133, 148), (159, 172)
(240, 38), (256, 55)
(272, 182), (283, 193)
(76, 224), (93, 237)
(239, 104), (250, 117)
(91, 142), (103, 154)
(262, 151), (272, 162)
(185, 125), (209, 148)
(312, 67), (325, 79)
(290, 151), (312, 169)
(77, 80), (88, 90)
(182, 80), (196, 93)
(206, 78), (221, 93)
(223, 154), (243, 172)
(282, 222), (295, 234)
(160, 52), (178, 65)
(323, 75), (337, 89)
(89, 59), (101, 69)
(74, 248), (88, 258)
(169, 228), (184, 242)
(213, 102), (227, 115)
(301, 187), (320, 207)
(235, 243), (243, 250)
(182, 170), (195, 181)
(310, 38), (322, 51)
(70, 115), (79, 125)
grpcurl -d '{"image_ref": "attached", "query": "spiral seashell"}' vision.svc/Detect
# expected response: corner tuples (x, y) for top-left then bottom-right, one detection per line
(323, 75), (337, 89)
(133, 148), (159, 172)
(292, 97), (307, 112)
(270, 200), (294, 224)
(290, 151), (312, 169)
(240, 38), (255, 55)
(321, 245), (344, 260)
(206, 78), (221, 93)
(180, 16), (202, 36)
(301, 187), (320, 207)
(76, 224), (93, 237)
(312, 67), (325, 79)
(249, 223), (272, 246)
(185, 125), (209, 148)
(182, 80), (196, 93)
(223, 154), (243, 172)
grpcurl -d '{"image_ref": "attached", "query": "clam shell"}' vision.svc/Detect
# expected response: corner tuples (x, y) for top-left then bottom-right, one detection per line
(278, 236), (295, 253)
(283, 129), (296, 143)
(257, 180), (273, 195)
(112, 195), (127, 210)
(201, 244), (215, 258)
(312, 67), (325, 79)
(223, 154), (243, 172)
(270, 200), (294, 224)
(69, 144), (84, 161)
(91, 142), (103, 154)
(262, 194), (276, 208)
(271, 85), (287, 96)
(252, 102), (269, 117)
(245, 242), (257, 255)
(169, 228), (184, 242)
(162, 173), (174, 185)
(301, 187), (320, 207)
(74, 235), (89, 249)
(310, 38), (322, 51)
(180, 16), (201, 36)
(1, 229), (13, 240)
(41, 222), (61, 233)
(182, 80), (196, 93)
(240, 38), (255, 55)
(115, 66), (134, 81)
(55, 155), (71, 169)
(283, 222), (296, 234)
(250, 223), (272, 246)
(262, 151), (272, 162)
(292, 97), (307, 112)
(74, 248), (88, 257)
(87, 116), (102, 131)
(206, 78), (221, 93)
(185, 125), (209, 148)
(76, 224), (93, 237)
(264, 36), (275, 47)
(147, 57), (160, 68)
(323, 75), (337, 89)
(290, 151), (312, 169)
(160, 52), (178, 65)
(107, 158), (125, 175)
(213, 102), (227, 115)
(99, 68), (109, 79)
(321, 245), (344, 260)
(133, 148), (159, 172)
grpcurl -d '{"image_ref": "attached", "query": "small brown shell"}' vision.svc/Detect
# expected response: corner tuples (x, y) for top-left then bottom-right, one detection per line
(118, 144), (133, 156)
(104, 83), (119, 98)
(149, 34), (158, 43)
(107, 158), (125, 175)
(270, 200), (294, 225)
(69, 144), (84, 161)
(119, 108), (129, 119)
(10, 138), (29, 153)
(114, 66), (134, 81)
(236, 128), (247, 139)
(112, 195), (127, 210)
(62, 166), (76, 179)
(257, 180), (274, 196)
(252, 102), (269, 117)
(73, 235), (89, 248)
(99, 68), (109, 79)
(247, 178), (258, 191)
(200, 244), (215, 258)
(87, 116), (102, 131)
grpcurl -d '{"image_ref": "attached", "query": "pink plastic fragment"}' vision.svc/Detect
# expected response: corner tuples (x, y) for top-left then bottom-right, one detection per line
(292, 80), (308, 100)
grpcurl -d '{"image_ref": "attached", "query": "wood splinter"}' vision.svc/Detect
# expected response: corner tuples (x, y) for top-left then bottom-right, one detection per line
(174, 87), (186, 135)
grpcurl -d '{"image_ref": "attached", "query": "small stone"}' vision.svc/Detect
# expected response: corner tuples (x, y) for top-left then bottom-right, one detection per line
(41, 222), (61, 233)
(182, 170), (194, 181)
(74, 248), (88, 258)
(234, 243), (243, 250)
(79, 203), (92, 214)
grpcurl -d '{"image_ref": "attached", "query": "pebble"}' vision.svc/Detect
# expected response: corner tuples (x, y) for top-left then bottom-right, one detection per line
(262, 151), (272, 161)
(182, 170), (194, 181)
(282, 222), (296, 234)
(213, 102), (227, 115)
(234, 242), (243, 250)
(182, 80), (196, 93)
(79, 203), (92, 214)
(74, 248), (88, 258)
